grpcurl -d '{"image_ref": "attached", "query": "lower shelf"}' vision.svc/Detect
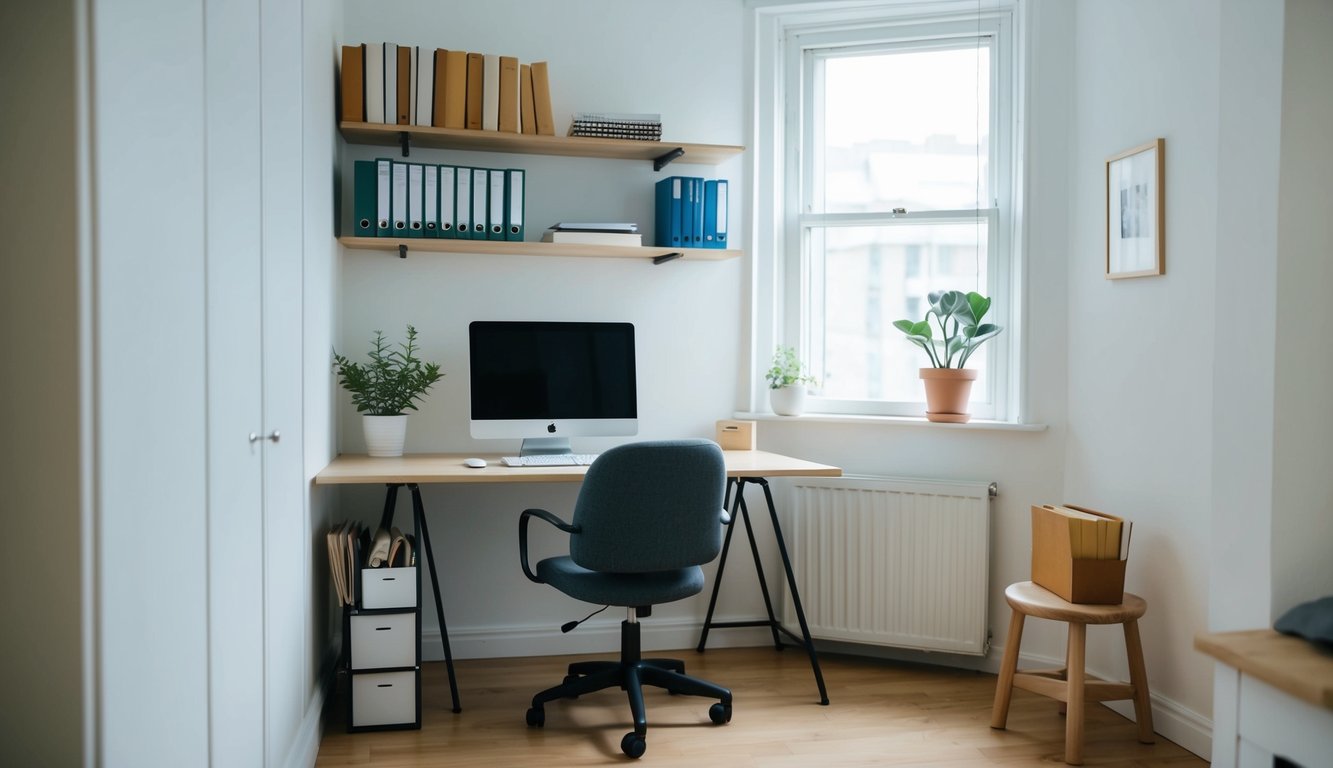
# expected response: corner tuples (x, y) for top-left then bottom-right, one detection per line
(338, 235), (740, 262)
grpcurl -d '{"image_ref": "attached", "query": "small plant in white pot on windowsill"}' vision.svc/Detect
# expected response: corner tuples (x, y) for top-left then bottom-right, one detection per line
(766, 345), (818, 417)
(893, 290), (1002, 423)
(333, 325), (443, 457)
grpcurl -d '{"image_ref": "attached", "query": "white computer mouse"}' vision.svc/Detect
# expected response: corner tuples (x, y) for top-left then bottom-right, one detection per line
(463, 457), (487, 469)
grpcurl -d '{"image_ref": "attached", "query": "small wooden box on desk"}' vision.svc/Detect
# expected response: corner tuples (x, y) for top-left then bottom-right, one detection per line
(344, 566), (421, 731)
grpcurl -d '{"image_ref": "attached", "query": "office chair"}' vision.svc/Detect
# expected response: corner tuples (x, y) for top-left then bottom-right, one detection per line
(519, 439), (733, 758)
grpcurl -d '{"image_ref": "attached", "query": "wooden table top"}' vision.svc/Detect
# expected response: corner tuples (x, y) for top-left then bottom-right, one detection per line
(1195, 628), (1333, 710)
(314, 450), (843, 485)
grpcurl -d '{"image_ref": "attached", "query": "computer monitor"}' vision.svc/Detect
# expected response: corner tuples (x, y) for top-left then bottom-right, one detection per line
(468, 321), (638, 455)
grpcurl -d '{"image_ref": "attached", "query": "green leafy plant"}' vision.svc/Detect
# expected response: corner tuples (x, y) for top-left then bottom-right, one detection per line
(893, 290), (1003, 369)
(332, 325), (444, 415)
(765, 345), (817, 390)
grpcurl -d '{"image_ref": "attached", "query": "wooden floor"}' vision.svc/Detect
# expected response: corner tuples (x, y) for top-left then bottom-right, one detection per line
(315, 647), (1207, 766)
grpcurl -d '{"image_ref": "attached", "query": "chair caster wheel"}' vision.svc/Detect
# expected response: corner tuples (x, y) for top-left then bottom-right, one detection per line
(525, 707), (544, 727)
(620, 732), (646, 758)
(709, 702), (732, 724)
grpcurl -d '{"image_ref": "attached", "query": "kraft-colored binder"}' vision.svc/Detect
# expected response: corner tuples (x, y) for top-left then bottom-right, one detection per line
(395, 45), (411, 124)
(519, 63), (536, 135)
(465, 52), (484, 130)
(530, 60), (555, 135)
(340, 44), (365, 122)
(498, 56), (519, 133)
(443, 50), (467, 129)
(431, 49), (449, 127)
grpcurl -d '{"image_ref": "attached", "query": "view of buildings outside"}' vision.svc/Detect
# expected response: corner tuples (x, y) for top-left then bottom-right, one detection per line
(808, 45), (991, 404)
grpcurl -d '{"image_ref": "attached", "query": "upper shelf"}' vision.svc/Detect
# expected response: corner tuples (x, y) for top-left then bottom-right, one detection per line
(339, 122), (744, 167)
(338, 236), (740, 264)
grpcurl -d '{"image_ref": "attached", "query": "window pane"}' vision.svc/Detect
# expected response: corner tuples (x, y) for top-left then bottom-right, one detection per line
(808, 223), (989, 403)
(815, 45), (989, 214)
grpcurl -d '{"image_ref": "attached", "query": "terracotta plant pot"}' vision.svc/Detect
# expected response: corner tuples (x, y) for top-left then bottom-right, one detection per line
(919, 368), (978, 423)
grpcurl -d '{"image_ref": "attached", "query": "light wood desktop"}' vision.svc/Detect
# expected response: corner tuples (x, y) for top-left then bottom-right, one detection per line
(314, 450), (841, 485)
(314, 449), (842, 711)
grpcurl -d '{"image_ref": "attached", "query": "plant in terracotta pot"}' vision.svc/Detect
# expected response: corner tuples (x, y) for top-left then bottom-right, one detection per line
(333, 325), (443, 457)
(893, 290), (1003, 423)
(765, 345), (818, 416)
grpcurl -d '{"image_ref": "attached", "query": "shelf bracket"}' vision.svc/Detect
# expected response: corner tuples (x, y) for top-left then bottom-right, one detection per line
(398, 244), (408, 259)
(398, 131), (411, 157)
(652, 252), (683, 265)
(653, 147), (685, 171)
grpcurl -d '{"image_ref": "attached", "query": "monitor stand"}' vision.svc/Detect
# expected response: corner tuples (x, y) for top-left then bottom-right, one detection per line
(519, 437), (572, 456)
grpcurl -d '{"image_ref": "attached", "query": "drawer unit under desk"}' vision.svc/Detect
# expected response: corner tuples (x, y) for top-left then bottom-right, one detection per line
(350, 669), (421, 730)
(349, 610), (417, 670)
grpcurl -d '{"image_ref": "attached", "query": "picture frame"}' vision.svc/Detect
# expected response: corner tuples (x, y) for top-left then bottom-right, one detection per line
(1105, 138), (1164, 279)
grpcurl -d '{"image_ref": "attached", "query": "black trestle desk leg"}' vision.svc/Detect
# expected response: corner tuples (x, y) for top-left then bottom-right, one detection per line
(736, 485), (784, 650)
(409, 483), (462, 713)
(697, 479), (740, 652)
(755, 478), (829, 705)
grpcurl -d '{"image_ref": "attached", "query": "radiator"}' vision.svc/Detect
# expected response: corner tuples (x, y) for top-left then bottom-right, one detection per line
(781, 475), (994, 656)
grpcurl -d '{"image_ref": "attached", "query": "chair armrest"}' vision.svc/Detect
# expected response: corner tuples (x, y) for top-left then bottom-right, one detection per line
(719, 507), (732, 525)
(518, 508), (580, 583)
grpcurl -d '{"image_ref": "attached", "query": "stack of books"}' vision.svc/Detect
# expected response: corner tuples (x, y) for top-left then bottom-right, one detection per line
(540, 222), (642, 246)
(567, 112), (662, 141)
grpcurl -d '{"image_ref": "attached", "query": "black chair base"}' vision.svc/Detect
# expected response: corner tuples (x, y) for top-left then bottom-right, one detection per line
(524, 619), (732, 758)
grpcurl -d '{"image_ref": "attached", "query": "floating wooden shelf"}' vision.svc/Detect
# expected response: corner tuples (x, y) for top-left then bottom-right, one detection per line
(338, 236), (740, 263)
(339, 122), (744, 167)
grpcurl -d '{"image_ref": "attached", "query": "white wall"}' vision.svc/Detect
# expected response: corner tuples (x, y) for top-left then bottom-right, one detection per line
(334, 0), (759, 656)
(1064, 0), (1219, 752)
(1269, 0), (1333, 621)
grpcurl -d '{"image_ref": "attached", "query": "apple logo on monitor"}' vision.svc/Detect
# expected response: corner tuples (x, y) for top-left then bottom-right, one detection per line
(547, 422), (557, 433)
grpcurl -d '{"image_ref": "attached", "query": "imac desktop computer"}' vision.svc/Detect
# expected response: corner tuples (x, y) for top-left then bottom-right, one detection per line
(468, 321), (638, 459)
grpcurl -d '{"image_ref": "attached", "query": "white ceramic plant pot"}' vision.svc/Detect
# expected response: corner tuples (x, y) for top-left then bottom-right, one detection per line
(770, 385), (807, 417)
(363, 414), (408, 457)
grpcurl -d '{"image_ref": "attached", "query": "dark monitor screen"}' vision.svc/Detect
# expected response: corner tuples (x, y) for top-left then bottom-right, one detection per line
(468, 321), (638, 442)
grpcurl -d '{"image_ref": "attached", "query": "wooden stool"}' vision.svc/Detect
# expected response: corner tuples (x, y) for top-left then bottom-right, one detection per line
(990, 581), (1154, 765)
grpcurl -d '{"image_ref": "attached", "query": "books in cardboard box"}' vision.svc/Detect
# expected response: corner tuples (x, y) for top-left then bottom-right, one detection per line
(1031, 504), (1132, 604)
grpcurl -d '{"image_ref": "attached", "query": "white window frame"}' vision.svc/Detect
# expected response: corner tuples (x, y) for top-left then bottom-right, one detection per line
(748, 0), (1024, 423)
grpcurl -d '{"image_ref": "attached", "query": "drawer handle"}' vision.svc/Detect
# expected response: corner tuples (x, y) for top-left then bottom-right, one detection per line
(375, 626), (392, 631)
(377, 683), (393, 688)
(381, 577), (396, 581)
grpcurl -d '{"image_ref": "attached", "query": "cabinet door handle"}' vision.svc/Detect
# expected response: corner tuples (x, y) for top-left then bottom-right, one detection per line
(248, 430), (281, 444)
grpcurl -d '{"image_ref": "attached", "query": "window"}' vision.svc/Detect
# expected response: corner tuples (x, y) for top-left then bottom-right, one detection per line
(755, 4), (1018, 420)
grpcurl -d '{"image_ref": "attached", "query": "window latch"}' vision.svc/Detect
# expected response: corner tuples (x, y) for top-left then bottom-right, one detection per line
(892, 208), (907, 215)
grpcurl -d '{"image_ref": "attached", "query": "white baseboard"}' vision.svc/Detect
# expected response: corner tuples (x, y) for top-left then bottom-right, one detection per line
(422, 615), (776, 661)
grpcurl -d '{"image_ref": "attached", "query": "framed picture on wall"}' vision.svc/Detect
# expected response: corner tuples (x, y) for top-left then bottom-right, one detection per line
(1105, 138), (1165, 279)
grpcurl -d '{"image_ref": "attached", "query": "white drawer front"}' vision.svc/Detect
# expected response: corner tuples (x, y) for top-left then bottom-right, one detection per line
(362, 567), (416, 609)
(352, 670), (417, 728)
(350, 611), (416, 670)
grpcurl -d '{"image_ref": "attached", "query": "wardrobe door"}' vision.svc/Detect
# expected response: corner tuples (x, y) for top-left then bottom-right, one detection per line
(204, 0), (264, 765)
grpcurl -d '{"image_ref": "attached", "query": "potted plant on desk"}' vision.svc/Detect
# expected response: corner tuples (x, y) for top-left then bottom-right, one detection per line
(333, 325), (443, 457)
(893, 290), (1003, 423)
(766, 345), (818, 417)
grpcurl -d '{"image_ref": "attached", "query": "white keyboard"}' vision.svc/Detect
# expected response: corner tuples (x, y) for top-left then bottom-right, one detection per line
(501, 454), (599, 467)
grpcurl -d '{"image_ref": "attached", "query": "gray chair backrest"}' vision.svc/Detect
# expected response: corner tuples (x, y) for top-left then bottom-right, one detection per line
(569, 439), (726, 574)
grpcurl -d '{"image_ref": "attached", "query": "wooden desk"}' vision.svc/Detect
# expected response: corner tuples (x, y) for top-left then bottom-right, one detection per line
(314, 450), (841, 485)
(1196, 629), (1333, 767)
(315, 450), (843, 709)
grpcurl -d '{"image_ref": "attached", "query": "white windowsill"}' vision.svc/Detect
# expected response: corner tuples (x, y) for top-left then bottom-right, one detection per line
(733, 412), (1048, 432)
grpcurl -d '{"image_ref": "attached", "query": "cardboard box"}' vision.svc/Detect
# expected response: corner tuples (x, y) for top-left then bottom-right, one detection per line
(1031, 504), (1128, 604)
(715, 419), (756, 451)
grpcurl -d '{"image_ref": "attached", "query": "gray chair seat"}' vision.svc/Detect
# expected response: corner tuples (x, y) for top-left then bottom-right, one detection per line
(535, 557), (705, 607)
